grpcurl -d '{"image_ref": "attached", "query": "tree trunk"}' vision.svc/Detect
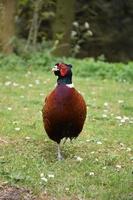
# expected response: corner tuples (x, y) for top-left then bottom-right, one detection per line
(0, 0), (16, 54)
(25, 0), (43, 52)
(52, 0), (75, 57)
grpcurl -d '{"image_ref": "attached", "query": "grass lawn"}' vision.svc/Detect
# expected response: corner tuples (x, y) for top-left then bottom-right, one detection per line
(0, 68), (133, 200)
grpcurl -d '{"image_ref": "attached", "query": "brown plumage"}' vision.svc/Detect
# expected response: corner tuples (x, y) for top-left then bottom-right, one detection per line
(42, 63), (86, 160)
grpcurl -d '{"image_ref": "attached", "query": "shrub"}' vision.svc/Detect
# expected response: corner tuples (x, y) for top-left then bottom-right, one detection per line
(0, 52), (133, 82)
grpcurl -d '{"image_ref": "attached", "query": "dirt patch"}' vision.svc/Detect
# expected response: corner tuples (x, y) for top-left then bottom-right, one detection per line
(0, 137), (8, 145)
(0, 186), (36, 200)
(0, 185), (84, 200)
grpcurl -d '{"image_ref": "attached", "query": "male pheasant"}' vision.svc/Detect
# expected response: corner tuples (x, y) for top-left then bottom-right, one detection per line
(42, 63), (86, 160)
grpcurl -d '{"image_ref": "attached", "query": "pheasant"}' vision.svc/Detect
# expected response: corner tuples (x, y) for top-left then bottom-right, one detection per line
(42, 63), (86, 160)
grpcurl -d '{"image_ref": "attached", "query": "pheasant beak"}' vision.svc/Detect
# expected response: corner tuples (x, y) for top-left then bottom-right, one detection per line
(52, 65), (59, 72)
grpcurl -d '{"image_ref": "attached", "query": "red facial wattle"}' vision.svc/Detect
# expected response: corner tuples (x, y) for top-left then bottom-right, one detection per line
(52, 63), (69, 77)
(60, 67), (68, 76)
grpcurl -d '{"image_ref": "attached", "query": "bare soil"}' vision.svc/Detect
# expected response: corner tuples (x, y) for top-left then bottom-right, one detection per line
(0, 186), (36, 200)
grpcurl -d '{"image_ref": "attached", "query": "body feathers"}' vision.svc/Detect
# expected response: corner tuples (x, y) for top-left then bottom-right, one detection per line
(42, 84), (86, 144)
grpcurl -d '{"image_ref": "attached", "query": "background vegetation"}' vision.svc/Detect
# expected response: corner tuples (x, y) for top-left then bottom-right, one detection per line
(0, 53), (133, 82)
(0, 0), (133, 61)
(0, 0), (133, 199)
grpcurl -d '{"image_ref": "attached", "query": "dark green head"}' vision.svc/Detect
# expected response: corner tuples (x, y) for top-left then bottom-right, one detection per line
(52, 63), (73, 85)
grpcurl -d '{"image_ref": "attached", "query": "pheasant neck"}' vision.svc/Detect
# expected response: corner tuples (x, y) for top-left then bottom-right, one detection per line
(57, 76), (72, 85)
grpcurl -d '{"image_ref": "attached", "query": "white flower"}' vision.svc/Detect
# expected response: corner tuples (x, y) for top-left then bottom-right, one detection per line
(96, 141), (102, 145)
(48, 174), (54, 178)
(87, 30), (93, 36)
(86, 139), (91, 142)
(120, 143), (124, 147)
(40, 173), (44, 177)
(117, 116), (129, 124)
(102, 114), (107, 118)
(85, 30), (93, 38)
(5, 81), (11, 86)
(115, 116), (122, 120)
(28, 84), (33, 87)
(15, 127), (20, 131)
(75, 156), (83, 162)
(40, 93), (44, 96)
(103, 109), (108, 113)
(35, 80), (40, 85)
(25, 136), (31, 140)
(75, 44), (80, 50)
(116, 165), (122, 169)
(123, 116), (129, 121)
(71, 30), (77, 38)
(7, 107), (12, 111)
(73, 21), (79, 27)
(90, 151), (95, 154)
(120, 118), (126, 123)
(40, 173), (48, 182)
(104, 102), (108, 107)
(41, 177), (48, 182)
(84, 22), (90, 29)
(13, 82), (19, 87)
(126, 147), (131, 152)
(118, 100), (124, 104)
(102, 166), (106, 170)
(89, 172), (94, 176)
(12, 121), (18, 124)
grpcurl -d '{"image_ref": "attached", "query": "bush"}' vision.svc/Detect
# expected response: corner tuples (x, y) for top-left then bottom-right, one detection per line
(0, 54), (25, 70)
(0, 52), (133, 82)
(65, 57), (133, 82)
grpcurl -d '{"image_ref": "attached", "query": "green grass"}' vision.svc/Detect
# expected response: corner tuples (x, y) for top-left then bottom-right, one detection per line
(0, 53), (133, 82)
(0, 68), (133, 200)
